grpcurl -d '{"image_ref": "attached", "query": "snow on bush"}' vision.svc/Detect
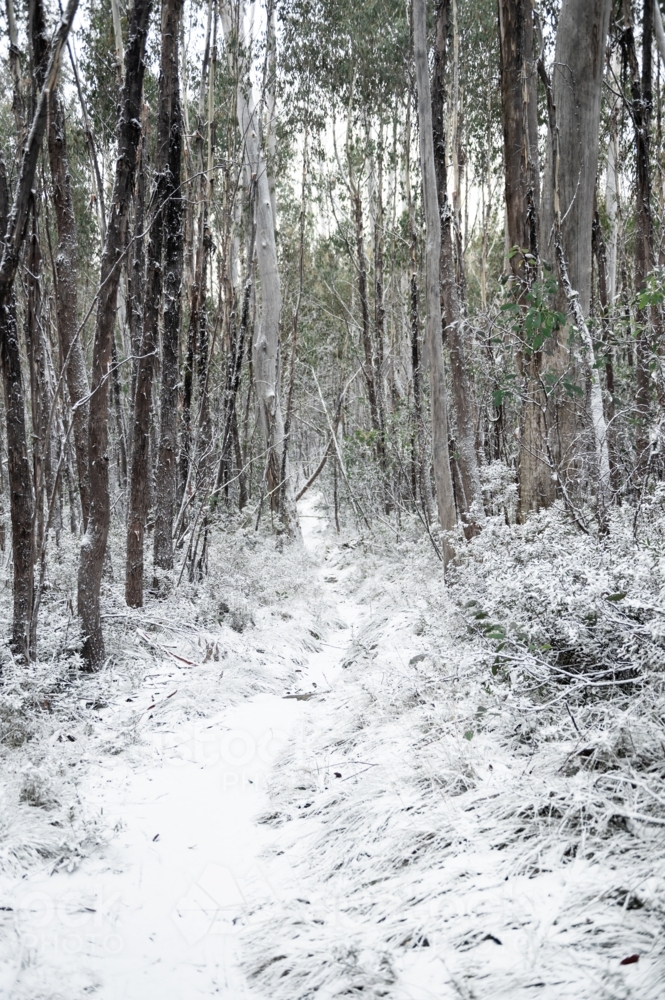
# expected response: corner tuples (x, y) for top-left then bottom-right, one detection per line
(241, 500), (665, 999)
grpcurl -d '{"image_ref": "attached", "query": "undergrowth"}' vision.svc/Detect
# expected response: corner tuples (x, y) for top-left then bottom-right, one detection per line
(241, 499), (665, 999)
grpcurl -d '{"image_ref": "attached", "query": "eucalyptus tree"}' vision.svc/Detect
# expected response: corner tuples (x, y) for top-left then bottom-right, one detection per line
(0, 0), (79, 659)
(127, 0), (184, 607)
(220, 0), (299, 535)
(413, 0), (456, 554)
(497, 0), (551, 516)
(78, 0), (153, 668)
(433, 0), (483, 537)
(31, 0), (90, 529)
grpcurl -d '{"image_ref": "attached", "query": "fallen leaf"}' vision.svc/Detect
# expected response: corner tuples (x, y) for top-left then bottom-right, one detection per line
(620, 955), (639, 966)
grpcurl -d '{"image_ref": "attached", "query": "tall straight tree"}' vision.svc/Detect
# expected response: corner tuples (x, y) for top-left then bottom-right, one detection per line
(542, 0), (612, 480)
(432, 0), (483, 536)
(31, 0), (90, 528)
(79, 0), (153, 666)
(220, 0), (299, 535)
(623, 0), (654, 468)
(0, 0), (79, 659)
(497, 0), (550, 516)
(127, 0), (183, 606)
(413, 0), (456, 559)
(153, 0), (184, 579)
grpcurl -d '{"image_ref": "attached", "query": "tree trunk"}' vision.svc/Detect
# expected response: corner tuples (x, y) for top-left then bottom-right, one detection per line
(78, 0), (152, 667)
(433, 0), (483, 536)
(154, 0), (185, 578)
(405, 91), (432, 519)
(624, 0), (654, 469)
(0, 0), (79, 658)
(543, 0), (612, 483)
(413, 0), (456, 558)
(220, 1), (299, 536)
(0, 155), (33, 659)
(127, 0), (183, 606)
(31, 0), (91, 529)
(498, 0), (551, 518)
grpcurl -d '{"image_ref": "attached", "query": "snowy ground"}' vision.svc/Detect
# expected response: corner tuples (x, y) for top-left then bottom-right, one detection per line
(1, 493), (664, 998)
(0, 496), (364, 998)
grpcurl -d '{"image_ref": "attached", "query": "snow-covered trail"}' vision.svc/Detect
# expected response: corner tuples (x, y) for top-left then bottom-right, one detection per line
(4, 497), (362, 999)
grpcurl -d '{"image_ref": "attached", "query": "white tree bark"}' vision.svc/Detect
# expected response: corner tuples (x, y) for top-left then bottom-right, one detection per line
(413, 0), (456, 557)
(554, 234), (611, 507)
(655, 0), (665, 67)
(110, 0), (124, 79)
(220, 1), (299, 535)
(605, 132), (618, 305)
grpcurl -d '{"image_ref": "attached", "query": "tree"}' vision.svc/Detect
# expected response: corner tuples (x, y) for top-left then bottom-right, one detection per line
(0, 0), (79, 659)
(220, 0), (299, 535)
(153, 0), (185, 579)
(127, 0), (184, 606)
(541, 0), (612, 488)
(413, 0), (456, 558)
(433, 0), (483, 536)
(78, 0), (153, 667)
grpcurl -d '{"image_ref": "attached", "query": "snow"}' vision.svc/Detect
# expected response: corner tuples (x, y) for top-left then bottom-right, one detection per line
(0, 494), (364, 998)
(1, 495), (665, 997)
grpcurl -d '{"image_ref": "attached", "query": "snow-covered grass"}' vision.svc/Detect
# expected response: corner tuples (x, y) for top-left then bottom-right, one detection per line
(2, 491), (665, 997)
(0, 513), (332, 995)
(240, 501), (665, 999)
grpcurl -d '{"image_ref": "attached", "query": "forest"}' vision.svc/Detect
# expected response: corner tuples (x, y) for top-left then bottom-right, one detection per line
(1, 0), (665, 996)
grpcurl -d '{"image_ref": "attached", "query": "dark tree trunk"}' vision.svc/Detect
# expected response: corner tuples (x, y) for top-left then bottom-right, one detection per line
(433, 0), (483, 536)
(129, 135), (146, 411)
(25, 211), (47, 656)
(31, 0), (90, 528)
(0, 155), (33, 659)
(497, 0), (551, 518)
(0, 0), (79, 658)
(353, 189), (381, 441)
(623, 0), (654, 469)
(78, 0), (152, 666)
(153, 0), (185, 578)
(592, 204), (619, 491)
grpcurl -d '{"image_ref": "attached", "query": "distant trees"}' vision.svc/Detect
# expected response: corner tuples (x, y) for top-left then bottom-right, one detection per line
(1, 0), (665, 662)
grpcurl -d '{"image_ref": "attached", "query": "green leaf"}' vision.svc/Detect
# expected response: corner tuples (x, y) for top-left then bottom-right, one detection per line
(606, 592), (627, 602)
(463, 729), (474, 741)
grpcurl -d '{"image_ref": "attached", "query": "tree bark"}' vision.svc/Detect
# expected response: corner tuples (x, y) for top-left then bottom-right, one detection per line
(127, 0), (183, 605)
(624, 0), (654, 469)
(0, 155), (33, 659)
(433, 0), (483, 536)
(78, 0), (152, 667)
(498, 0), (551, 518)
(413, 0), (456, 558)
(31, 0), (91, 529)
(220, 1), (299, 536)
(542, 0), (612, 483)
(0, 0), (79, 658)
(154, 0), (185, 577)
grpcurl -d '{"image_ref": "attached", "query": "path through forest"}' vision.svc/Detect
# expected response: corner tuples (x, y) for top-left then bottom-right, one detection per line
(4, 497), (366, 999)
(3, 498), (660, 1000)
